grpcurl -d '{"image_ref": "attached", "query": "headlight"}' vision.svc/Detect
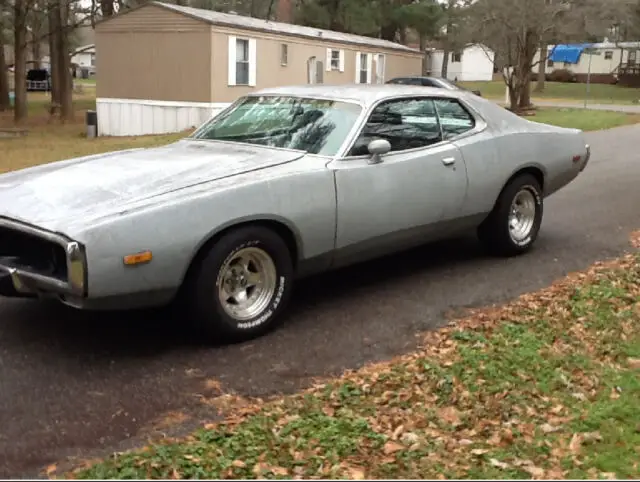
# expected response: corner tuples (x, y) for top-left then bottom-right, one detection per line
(66, 241), (87, 296)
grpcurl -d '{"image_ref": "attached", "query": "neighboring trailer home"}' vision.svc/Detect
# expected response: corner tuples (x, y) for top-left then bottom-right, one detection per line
(95, 2), (423, 136)
(533, 42), (640, 84)
(426, 44), (495, 82)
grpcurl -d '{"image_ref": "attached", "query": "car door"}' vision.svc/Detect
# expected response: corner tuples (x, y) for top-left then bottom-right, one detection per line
(433, 97), (498, 216)
(328, 96), (469, 265)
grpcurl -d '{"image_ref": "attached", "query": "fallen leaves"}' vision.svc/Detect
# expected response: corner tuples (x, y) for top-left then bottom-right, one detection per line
(436, 406), (462, 427)
(67, 253), (640, 481)
(628, 358), (640, 369)
(383, 440), (405, 455)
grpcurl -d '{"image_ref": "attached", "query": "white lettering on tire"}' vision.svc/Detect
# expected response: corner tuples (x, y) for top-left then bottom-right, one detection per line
(237, 276), (286, 330)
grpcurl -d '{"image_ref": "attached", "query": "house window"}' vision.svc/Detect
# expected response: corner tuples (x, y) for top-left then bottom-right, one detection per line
(281, 44), (288, 66)
(90, 54), (95, 66)
(604, 50), (613, 60)
(330, 49), (340, 70)
(452, 51), (462, 63)
(547, 59), (554, 67)
(236, 38), (250, 85)
(359, 53), (369, 84)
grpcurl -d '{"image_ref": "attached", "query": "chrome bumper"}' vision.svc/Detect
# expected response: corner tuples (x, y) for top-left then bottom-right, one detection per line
(0, 217), (87, 298)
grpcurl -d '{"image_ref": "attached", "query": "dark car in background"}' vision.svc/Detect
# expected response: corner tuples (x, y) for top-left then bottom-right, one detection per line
(386, 76), (482, 97)
(26, 69), (51, 92)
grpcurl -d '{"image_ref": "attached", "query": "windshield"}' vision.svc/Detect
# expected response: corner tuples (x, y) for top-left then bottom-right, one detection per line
(191, 95), (363, 156)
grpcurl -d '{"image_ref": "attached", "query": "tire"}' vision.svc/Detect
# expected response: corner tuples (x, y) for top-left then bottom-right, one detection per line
(186, 226), (294, 342)
(478, 174), (543, 257)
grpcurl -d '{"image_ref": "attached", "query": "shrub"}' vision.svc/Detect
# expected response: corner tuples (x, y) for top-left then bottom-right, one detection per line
(547, 68), (577, 83)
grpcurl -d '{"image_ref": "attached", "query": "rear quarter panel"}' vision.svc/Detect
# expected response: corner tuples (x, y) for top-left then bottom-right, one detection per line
(72, 156), (337, 299)
(458, 96), (587, 215)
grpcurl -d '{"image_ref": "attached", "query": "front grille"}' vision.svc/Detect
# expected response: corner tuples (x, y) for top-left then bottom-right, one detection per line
(0, 226), (68, 281)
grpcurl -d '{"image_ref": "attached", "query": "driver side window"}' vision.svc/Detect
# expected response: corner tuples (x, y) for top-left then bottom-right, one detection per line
(348, 98), (443, 156)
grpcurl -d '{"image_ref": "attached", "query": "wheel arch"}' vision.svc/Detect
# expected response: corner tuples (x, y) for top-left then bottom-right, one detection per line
(179, 216), (303, 289)
(498, 164), (546, 203)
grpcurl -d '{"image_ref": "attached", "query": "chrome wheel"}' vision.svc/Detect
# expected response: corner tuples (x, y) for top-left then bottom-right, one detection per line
(508, 188), (537, 243)
(217, 247), (277, 321)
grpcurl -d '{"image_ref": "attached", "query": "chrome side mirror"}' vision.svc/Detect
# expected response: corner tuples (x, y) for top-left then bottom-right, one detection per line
(367, 139), (391, 164)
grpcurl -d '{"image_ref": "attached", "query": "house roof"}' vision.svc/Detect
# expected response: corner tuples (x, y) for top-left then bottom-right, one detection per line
(72, 43), (95, 55)
(106, 1), (420, 54)
(548, 41), (640, 50)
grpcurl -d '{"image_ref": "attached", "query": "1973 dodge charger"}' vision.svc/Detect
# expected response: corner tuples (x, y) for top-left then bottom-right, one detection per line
(0, 85), (590, 341)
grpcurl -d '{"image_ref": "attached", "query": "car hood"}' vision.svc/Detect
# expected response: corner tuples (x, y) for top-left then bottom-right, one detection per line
(0, 140), (304, 231)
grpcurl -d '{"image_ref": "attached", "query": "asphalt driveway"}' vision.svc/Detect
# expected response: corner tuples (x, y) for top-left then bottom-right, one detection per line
(1, 124), (639, 478)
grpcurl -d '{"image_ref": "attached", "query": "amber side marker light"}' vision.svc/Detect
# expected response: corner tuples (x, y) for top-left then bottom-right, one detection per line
(123, 251), (153, 266)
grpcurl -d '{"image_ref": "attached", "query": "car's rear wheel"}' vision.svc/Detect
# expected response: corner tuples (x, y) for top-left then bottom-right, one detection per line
(478, 174), (543, 256)
(186, 226), (294, 342)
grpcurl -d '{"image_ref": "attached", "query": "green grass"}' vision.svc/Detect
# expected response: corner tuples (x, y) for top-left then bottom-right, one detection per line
(529, 107), (640, 131)
(460, 80), (640, 105)
(0, 91), (188, 174)
(66, 254), (640, 480)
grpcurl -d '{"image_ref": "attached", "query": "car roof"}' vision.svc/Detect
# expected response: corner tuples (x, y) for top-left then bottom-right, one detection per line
(249, 84), (463, 106)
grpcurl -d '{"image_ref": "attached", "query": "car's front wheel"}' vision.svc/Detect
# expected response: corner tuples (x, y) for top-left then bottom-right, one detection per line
(478, 174), (543, 256)
(187, 226), (294, 342)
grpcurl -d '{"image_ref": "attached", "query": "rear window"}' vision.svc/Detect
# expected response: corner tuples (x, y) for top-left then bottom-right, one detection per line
(387, 77), (423, 86)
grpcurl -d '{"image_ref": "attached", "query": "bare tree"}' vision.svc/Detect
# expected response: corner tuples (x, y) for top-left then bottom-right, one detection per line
(52, 0), (73, 120)
(27, 3), (47, 68)
(0, 0), (10, 111)
(47, 0), (60, 104)
(13, 0), (31, 123)
(463, 0), (634, 111)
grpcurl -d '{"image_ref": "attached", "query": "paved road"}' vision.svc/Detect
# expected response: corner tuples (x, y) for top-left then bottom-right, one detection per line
(1, 125), (640, 478)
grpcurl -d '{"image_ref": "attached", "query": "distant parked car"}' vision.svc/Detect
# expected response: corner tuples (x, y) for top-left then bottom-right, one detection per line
(387, 75), (482, 96)
(26, 69), (51, 92)
(0, 85), (590, 343)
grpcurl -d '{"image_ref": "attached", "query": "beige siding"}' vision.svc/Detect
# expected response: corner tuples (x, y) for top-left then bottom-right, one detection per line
(96, 5), (212, 102)
(210, 26), (421, 102)
(96, 4), (421, 104)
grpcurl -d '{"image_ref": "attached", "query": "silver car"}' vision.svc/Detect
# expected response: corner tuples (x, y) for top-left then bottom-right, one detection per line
(0, 85), (590, 341)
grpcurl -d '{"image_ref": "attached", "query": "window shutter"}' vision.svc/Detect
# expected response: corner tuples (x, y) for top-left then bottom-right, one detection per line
(326, 48), (332, 71)
(339, 50), (345, 72)
(228, 35), (237, 86)
(355, 52), (361, 83)
(248, 38), (257, 86)
(366, 53), (372, 84)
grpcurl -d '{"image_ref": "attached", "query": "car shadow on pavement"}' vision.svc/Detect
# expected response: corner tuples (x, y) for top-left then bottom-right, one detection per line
(0, 234), (491, 361)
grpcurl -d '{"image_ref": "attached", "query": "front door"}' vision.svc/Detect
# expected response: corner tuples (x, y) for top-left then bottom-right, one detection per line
(328, 96), (469, 264)
(307, 56), (317, 84)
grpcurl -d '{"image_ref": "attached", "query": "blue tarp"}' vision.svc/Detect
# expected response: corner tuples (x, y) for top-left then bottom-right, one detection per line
(548, 44), (593, 64)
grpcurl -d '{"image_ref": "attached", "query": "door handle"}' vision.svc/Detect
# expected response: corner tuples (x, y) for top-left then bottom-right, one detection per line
(442, 157), (456, 166)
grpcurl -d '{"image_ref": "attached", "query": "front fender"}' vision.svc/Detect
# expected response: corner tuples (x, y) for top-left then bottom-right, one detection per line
(73, 158), (336, 299)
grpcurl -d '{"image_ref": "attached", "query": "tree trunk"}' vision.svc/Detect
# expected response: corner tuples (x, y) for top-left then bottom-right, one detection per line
(31, 37), (41, 69)
(14, 0), (29, 123)
(56, 0), (73, 122)
(48, 0), (61, 105)
(0, 34), (10, 111)
(517, 30), (536, 109)
(535, 41), (547, 93)
(441, 50), (450, 78)
(420, 35), (429, 75)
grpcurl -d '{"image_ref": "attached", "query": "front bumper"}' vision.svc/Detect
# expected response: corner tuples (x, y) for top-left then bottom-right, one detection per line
(0, 217), (87, 299)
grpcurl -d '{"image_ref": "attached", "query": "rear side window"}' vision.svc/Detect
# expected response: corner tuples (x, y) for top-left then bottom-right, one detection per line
(434, 98), (476, 139)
